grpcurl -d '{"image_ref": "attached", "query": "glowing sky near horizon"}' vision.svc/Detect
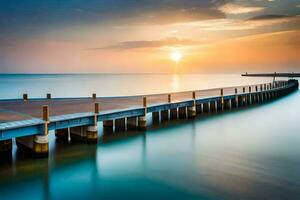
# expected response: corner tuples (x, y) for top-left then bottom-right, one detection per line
(0, 0), (300, 73)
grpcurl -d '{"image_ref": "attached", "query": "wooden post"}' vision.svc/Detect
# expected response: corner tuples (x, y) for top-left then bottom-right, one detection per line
(43, 105), (49, 122)
(94, 102), (99, 114)
(94, 102), (99, 126)
(168, 94), (171, 103)
(143, 96), (147, 107)
(188, 91), (196, 118)
(192, 91), (196, 100)
(42, 105), (49, 136)
(92, 93), (96, 100)
(138, 97), (147, 130)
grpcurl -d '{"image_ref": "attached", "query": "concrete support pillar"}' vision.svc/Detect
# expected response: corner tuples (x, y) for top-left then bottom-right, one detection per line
(256, 93), (260, 103)
(235, 88), (238, 108)
(220, 89), (224, 111)
(170, 108), (178, 120)
(196, 103), (203, 114)
(0, 139), (12, 156)
(188, 91), (196, 119)
(242, 95), (247, 106)
(16, 135), (49, 157)
(209, 101), (214, 112)
(214, 101), (218, 112)
(161, 110), (169, 122)
(85, 125), (98, 143)
(138, 97), (147, 130)
(115, 118), (126, 132)
(208, 102), (211, 112)
(225, 99), (232, 110)
(188, 105), (196, 119)
(127, 116), (137, 130)
(179, 107), (187, 119)
(33, 135), (49, 157)
(152, 112), (160, 124)
(229, 99), (232, 109)
(15, 105), (50, 157)
(55, 128), (69, 140)
(138, 115), (147, 130)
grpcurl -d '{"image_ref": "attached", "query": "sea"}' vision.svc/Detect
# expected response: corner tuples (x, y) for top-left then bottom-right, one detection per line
(0, 74), (299, 200)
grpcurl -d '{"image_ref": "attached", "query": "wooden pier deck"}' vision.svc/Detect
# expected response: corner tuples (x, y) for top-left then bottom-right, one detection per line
(0, 85), (257, 123)
(0, 79), (298, 157)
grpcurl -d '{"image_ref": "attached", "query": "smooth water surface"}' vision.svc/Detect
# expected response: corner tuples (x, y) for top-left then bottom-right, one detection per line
(0, 74), (299, 200)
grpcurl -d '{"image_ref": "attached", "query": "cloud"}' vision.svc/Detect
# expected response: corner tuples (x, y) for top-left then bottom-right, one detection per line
(248, 14), (293, 21)
(0, 0), (227, 40)
(219, 3), (264, 14)
(92, 38), (202, 50)
(182, 14), (299, 31)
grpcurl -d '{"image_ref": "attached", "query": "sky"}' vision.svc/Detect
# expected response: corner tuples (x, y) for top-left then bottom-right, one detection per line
(0, 0), (300, 73)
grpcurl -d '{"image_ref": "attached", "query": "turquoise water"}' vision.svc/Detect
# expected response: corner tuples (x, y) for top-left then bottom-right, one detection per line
(0, 74), (300, 200)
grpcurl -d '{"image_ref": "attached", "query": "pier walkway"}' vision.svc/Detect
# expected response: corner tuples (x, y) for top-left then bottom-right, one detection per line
(0, 79), (298, 157)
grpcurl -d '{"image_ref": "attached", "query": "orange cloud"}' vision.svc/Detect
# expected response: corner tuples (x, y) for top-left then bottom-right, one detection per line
(219, 3), (264, 14)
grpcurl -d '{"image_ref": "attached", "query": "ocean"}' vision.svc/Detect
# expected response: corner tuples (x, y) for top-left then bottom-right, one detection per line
(0, 74), (299, 200)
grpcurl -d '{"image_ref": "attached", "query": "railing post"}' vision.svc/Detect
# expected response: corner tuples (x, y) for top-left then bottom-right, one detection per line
(43, 105), (49, 123)
(188, 91), (196, 118)
(138, 97), (147, 130)
(33, 105), (49, 157)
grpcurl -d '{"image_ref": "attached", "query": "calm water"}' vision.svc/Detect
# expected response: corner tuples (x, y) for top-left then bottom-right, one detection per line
(0, 74), (300, 200)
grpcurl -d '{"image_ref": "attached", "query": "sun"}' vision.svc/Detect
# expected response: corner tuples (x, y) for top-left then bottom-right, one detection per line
(170, 51), (182, 62)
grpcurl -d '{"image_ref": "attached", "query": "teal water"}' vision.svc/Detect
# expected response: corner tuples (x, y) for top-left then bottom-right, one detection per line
(0, 74), (300, 200)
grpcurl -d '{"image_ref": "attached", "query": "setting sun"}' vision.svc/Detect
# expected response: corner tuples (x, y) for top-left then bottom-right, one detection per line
(170, 51), (182, 62)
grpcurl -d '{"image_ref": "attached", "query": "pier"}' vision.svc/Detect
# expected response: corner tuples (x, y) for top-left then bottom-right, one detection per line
(0, 79), (298, 158)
